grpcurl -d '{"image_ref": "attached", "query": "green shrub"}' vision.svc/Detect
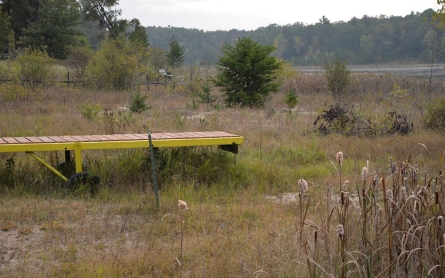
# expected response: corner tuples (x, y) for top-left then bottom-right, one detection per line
(145, 147), (240, 188)
(87, 37), (150, 91)
(423, 97), (445, 132)
(11, 48), (56, 94)
(80, 103), (103, 121)
(322, 58), (351, 101)
(0, 83), (33, 101)
(67, 46), (93, 87)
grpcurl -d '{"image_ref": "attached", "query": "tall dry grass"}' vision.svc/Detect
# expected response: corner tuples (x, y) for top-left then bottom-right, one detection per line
(0, 70), (444, 277)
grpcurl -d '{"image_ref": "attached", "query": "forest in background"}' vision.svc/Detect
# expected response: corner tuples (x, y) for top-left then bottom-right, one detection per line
(0, 1), (444, 67)
(147, 9), (445, 66)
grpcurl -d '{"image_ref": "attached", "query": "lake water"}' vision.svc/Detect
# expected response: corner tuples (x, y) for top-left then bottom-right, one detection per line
(300, 64), (445, 77)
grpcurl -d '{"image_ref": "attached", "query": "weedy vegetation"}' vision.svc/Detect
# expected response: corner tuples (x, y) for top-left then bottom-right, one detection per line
(1, 61), (445, 277)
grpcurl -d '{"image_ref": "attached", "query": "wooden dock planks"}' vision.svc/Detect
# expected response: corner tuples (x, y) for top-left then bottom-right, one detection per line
(0, 131), (244, 153)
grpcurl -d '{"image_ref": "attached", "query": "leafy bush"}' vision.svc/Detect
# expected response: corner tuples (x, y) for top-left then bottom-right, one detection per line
(87, 37), (150, 91)
(322, 58), (350, 101)
(66, 46), (93, 87)
(145, 147), (240, 188)
(11, 48), (56, 93)
(80, 103), (103, 121)
(0, 83), (32, 101)
(423, 97), (445, 132)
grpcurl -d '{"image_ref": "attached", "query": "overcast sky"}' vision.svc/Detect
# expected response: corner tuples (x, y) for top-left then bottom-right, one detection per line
(117, 0), (438, 31)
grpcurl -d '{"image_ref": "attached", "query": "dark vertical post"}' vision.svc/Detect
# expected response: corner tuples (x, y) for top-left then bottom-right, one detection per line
(148, 132), (160, 209)
(64, 150), (71, 165)
(146, 75), (150, 92)
(67, 68), (70, 87)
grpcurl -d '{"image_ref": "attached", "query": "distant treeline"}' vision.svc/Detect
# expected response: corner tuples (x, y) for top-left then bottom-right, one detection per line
(146, 9), (443, 66)
(0, 1), (441, 67)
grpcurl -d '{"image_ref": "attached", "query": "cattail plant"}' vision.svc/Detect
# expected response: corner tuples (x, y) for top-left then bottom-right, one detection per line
(337, 223), (346, 278)
(177, 199), (191, 278)
(361, 160), (369, 188)
(299, 178), (308, 196)
(389, 157), (396, 175)
(298, 187), (311, 246)
(336, 151), (343, 193)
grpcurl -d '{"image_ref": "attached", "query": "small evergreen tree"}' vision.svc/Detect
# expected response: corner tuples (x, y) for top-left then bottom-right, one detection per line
(284, 88), (298, 109)
(284, 88), (298, 122)
(128, 19), (149, 49)
(167, 36), (185, 68)
(215, 37), (283, 108)
(130, 91), (149, 113)
(196, 82), (217, 111)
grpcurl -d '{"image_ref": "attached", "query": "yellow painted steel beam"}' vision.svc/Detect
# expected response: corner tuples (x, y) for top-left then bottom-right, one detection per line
(0, 136), (244, 153)
(0, 136), (244, 173)
(26, 151), (68, 182)
(78, 137), (244, 150)
(0, 142), (75, 153)
(75, 143), (82, 173)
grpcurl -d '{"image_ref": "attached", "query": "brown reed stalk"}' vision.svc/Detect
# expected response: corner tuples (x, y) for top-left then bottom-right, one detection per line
(313, 230), (318, 278)
(336, 152), (343, 193)
(299, 194), (311, 246)
(362, 188), (368, 248)
(299, 193), (303, 246)
(177, 199), (190, 278)
(179, 217), (184, 278)
(327, 186), (331, 233)
(337, 224), (346, 278)
(304, 242), (313, 277)
(382, 177), (393, 277)
(442, 234), (445, 278)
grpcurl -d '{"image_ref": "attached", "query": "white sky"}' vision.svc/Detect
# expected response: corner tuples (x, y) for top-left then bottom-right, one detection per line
(118, 0), (438, 31)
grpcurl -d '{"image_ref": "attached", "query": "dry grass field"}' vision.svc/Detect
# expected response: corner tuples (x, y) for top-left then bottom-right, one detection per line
(0, 70), (445, 277)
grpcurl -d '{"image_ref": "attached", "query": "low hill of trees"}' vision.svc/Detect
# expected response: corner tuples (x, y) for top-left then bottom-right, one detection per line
(147, 9), (444, 66)
(0, 1), (443, 67)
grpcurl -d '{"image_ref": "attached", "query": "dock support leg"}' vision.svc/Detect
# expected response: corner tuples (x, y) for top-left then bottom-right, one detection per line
(74, 143), (83, 173)
(148, 132), (160, 210)
(26, 151), (68, 182)
(64, 150), (71, 165)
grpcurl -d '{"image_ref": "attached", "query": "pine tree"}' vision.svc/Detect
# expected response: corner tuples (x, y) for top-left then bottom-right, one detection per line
(215, 37), (283, 108)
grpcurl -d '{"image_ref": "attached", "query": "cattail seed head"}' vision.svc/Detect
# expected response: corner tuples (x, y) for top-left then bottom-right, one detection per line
(372, 171), (378, 188)
(337, 224), (345, 240)
(342, 180), (349, 191)
(336, 152), (343, 165)
(362, 166), (368, 180)
(413, 200), (419, 216)
(298, 179), (308, 195)
(417, 186), (428, 198)
(400, 186), (407, 204)
(178, 199), (188, 210)
(386, 190), (393, 201)
(344, 192), (350, 207)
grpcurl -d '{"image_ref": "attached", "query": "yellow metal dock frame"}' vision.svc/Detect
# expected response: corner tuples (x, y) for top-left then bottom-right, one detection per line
(0, 131), (244, 183)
